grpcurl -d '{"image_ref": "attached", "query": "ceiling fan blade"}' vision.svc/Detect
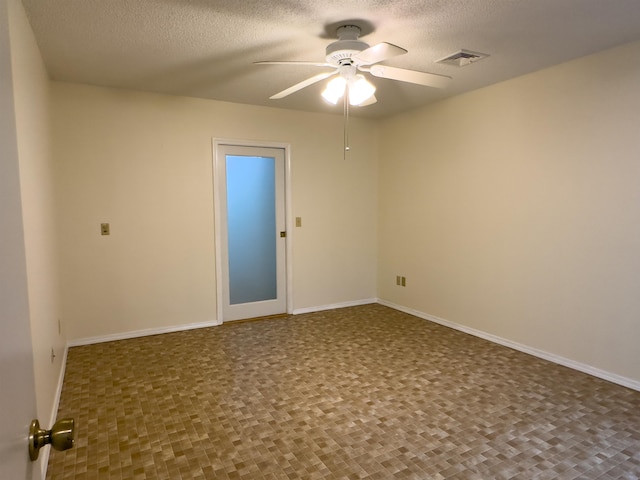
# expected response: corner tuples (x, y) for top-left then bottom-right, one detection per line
(369, 64), (452, 88)
(353, 42), (407, 66)
(255, 61), (332, 67)
(270, 71), (337, 100)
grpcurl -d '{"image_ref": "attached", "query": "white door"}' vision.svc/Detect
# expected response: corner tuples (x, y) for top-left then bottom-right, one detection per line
(0, 251), (40, 480)
(0, 0), (41, 476)
(214, 142), (288, 322)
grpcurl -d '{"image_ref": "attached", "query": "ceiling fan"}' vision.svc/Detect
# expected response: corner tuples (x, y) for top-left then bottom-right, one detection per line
(256, 23), (452, 107)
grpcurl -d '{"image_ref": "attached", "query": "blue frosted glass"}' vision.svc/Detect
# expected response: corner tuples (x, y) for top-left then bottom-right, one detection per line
(226, 155), (277, 305)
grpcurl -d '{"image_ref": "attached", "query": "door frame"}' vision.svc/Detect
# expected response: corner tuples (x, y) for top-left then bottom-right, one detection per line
(212, 138), (293, 322)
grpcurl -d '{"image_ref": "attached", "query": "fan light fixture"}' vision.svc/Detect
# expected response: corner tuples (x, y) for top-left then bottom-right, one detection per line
(321, 77), (346, 104)
(322, 74), (376, 106)
(256, 22), (452, 157)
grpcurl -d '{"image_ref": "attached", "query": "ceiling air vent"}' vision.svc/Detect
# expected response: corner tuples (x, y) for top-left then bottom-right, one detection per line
(437, 49), (489, 67)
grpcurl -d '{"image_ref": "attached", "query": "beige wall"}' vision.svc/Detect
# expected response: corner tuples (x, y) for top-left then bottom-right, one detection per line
(51, 84), (379, 340)
(379, 40), (640, 383)
(8, 0), (65, 443)
(7, 1), (640, 403)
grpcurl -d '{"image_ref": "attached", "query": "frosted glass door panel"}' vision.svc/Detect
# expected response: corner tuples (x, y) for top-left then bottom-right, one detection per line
(226, 155), (277, 305)
(215, 143), (286, 322)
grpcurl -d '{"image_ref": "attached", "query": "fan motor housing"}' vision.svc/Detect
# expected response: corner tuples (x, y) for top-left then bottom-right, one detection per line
(325, 40), (368, 66)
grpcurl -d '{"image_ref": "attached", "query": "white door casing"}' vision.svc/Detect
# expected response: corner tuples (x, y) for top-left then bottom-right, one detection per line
(213, 140), (293, 322)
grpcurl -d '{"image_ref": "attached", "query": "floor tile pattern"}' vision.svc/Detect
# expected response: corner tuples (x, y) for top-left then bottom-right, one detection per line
(48, 304), (640, 479)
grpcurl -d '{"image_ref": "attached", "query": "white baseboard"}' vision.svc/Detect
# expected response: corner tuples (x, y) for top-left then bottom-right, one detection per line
(64, 300), (640, 391)
(67, 300), (379, 346)
(292, 298), (378, 315)
(67, 319), (222, 347)
(67, 298), (379, 348)
(378, 299), (640, 392)
(68, 299), (380, 347)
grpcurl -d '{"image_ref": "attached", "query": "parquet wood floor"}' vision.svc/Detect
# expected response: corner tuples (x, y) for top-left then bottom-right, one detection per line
(47, 304), (640, 479)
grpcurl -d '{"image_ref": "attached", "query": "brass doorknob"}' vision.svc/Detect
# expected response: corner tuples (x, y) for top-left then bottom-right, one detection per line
(28, 418), (75, 461)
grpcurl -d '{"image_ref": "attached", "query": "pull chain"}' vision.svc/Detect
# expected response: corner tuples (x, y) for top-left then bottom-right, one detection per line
(343, 87), (350, 160)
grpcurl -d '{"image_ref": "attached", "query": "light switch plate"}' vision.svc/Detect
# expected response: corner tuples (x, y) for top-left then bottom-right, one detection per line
(101, 223), (110, 235)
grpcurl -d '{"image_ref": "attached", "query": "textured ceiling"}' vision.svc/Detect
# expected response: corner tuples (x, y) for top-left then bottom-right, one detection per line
(21, 0), (640, 118)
